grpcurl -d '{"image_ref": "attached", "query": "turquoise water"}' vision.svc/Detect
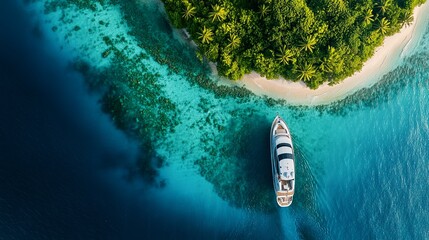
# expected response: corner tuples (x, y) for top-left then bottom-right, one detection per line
(10, 0), (429, 238)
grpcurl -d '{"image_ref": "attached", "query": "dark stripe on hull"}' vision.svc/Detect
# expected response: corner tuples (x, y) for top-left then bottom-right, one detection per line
(277, 143), (292, 148)
(278, 153), (294, 160)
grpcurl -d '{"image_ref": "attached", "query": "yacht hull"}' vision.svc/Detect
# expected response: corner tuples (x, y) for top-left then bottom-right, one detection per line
(270, 115), (295, 207)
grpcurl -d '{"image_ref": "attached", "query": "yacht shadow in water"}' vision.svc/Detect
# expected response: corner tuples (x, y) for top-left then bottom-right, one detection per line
(195, 112), (318, 214)
(237, 117), (274, 209)
(196, 113), (277, 212)
(223, 114), (322, 216)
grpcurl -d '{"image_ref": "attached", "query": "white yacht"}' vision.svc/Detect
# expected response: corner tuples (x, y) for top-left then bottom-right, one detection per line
(270, 115), (295, 207)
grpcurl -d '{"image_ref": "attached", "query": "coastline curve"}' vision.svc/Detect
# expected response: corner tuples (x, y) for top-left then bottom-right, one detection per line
(216, 1), (429, 106)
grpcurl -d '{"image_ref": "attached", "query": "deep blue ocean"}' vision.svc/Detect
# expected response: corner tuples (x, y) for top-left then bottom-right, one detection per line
(1, 0), (429, 239)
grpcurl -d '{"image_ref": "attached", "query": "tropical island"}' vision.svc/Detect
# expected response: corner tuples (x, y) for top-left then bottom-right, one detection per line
(162, 0), (426, 89)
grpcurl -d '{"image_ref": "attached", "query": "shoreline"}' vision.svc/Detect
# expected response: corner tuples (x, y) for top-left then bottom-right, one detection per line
(219, 2), (429, 106)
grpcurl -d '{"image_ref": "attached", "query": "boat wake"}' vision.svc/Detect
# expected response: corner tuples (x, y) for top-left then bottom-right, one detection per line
(279, 137), (327, 238)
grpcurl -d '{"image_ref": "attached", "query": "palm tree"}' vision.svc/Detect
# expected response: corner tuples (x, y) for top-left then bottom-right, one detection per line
(227, 34), (240, 49)
(295, 62), (316, 82)
(318, 57), (332, 73)
(209, 5), (227, 22)
(260, 4), (270, 17)
(363, 9), (374, 26)
(301, 35), (317, 53)
(377, 0), (392, 15)
(378, 17), (390, 35)
(205, 44), (219, 61)
(222, 51), (232, 66)
(402, 11), (413, 27)
(182, 4), (196, 20)
(198, 26), (214, 44)
(240, 14), (251, 25)
(220, 23), (232, 34)
(276, 46), (295, 65)
(333, 0), (347, 13)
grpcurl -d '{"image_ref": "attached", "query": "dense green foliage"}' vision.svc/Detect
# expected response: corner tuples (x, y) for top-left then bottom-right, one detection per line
(163, 0), (425, 88)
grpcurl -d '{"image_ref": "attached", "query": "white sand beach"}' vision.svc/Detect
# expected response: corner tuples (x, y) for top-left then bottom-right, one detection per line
(229, 2), (429, 105)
